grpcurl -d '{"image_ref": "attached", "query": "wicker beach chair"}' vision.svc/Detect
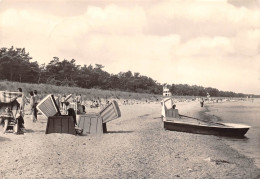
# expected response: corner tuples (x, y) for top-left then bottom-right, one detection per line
(37, 94), (77, 135)
(0, 91), (22, 133)
(76, 100), (121, 134)
(36, 94), (61, 119)
(161, 97), (179, 121)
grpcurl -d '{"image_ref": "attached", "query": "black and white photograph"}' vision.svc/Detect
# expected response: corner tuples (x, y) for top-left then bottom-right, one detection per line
(0, 0), (260, 178)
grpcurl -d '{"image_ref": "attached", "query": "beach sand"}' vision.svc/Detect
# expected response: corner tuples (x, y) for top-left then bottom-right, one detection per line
(0, 102), (259, 178)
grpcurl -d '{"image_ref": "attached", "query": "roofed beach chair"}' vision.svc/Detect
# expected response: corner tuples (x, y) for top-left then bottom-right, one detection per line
(99, 100), (121, 123)
(76, 113), (103, 135)
(37, 94), (76, 135)
(0, 91), (22, 133)
(99, 100), (121, 132)
(36, 94), (61, 119)
(161, 97), (179, 121)
(76, 100), (121, 134)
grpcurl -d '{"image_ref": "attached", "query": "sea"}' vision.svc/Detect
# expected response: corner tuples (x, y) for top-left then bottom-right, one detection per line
(208, 99), (260, 168)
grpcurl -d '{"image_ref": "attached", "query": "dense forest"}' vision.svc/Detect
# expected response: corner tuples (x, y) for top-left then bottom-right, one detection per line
(0, 46), (258, 98)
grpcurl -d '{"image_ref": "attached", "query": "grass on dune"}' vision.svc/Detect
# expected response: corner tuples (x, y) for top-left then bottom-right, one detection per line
(0, 80), (162, 101)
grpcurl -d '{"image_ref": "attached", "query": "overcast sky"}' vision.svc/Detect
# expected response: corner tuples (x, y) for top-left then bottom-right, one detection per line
(0, 0), (260, 95)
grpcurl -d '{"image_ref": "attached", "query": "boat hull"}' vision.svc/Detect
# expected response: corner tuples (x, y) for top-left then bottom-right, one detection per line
(164, 120), (250, 137)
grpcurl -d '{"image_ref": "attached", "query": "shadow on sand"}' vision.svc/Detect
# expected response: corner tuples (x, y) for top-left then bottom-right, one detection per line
(106, 130), (133, 134)
(220, 135), (249, 140)
(0, 136), (11, 142)
(25, 129), (46, 133)
(138, 114), (150, 118)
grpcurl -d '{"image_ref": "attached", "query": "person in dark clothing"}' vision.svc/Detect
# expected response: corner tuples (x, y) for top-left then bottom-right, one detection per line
(82, 105), (86, 113)
(33, 90), (38, 120)
(67, 108), (77, 125)
(200, 98), (204, 107)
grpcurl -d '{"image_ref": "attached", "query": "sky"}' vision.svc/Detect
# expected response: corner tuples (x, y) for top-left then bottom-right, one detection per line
(0, 0), (260, 95)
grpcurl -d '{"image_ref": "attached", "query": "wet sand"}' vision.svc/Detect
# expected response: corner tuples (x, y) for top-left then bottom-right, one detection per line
(0, 102), (259, 178)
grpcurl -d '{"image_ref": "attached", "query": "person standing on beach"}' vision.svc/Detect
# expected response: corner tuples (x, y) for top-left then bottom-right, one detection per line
(61, 94), (65, 110)
(200, 98), (204, 107)
(97, 97), (102, 107)
(16, 88), (29, 118)
(33, 90), (38, 121)
(77, 94), (82, 104)
(29, 91), (36, 122)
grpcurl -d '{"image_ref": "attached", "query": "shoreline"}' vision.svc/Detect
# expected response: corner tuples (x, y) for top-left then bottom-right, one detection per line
(202, 100), (260, 170)
(0, 102), (259, 178)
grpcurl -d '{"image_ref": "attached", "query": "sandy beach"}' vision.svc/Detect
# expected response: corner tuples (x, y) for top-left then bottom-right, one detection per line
(0, 101), (259, 179)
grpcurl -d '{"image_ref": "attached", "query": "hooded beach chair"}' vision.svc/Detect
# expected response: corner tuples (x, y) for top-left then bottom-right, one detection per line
(0, 91), (22, 133)
(37, 94), (76, 135)
(161, 97), (179, 121)
(77, 100), (121, 134)
(36, 94), (61, 119)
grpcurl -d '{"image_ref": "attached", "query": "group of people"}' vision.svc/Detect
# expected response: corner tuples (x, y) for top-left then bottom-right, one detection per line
(90, 97), (102, 108)
(59, 94), (112, 111)
(60, 94), (84, 114)
(17, 88), (39, 122)
(1, 91), (113, 134)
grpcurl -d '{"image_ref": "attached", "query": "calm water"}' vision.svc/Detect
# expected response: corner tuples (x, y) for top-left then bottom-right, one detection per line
(207, 99), (260, 168)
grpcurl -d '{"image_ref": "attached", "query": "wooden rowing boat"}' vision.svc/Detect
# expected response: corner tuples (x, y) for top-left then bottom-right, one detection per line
(164, 117), (250, 137)
(161, 98), (251, 137)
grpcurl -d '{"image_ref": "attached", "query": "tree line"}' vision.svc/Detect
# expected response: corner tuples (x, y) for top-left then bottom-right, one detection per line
(0, 46), (258, 98)
(168, 84), (253, 98)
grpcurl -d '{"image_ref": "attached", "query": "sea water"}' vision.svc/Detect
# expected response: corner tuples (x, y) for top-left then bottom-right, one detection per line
(207, 99), (260, 168)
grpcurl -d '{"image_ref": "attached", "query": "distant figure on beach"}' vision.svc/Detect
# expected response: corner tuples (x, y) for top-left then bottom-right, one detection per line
(61, 94), (65, 109)
(250, 96), (254, 103)
(94, 100), (99, 108)
(207, 92), (210, 103)
(33, 90), (38, 121)
(64, 101), (70, 115)
(90, 99), (98, 108)
(200, 98), (204, 107)
(29, 91), (36, 122)
(76, 94), (82, 104)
